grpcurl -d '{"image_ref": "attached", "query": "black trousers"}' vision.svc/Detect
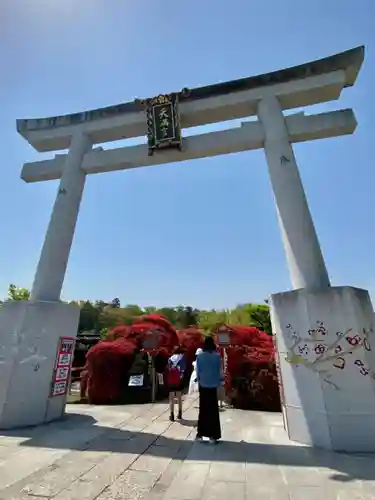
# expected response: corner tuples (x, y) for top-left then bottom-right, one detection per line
(197, 386), (221, 440)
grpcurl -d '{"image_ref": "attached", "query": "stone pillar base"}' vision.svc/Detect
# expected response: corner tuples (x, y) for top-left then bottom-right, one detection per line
(0, 300), (80, 429)
(271, 286), (375, 452)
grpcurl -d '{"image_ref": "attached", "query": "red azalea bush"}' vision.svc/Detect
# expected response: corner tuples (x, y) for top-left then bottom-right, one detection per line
(82, 316), (280, 411)
(215, 325), (280, 412)
(177, 327), (204, 364)
(85, 338), (138, 404)
(133, 314), (178, 341)
(106, 325), (132, 341)
(84, 314), (178, 404)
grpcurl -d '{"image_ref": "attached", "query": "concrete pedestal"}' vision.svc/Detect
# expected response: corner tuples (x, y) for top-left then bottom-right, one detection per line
(0, 300), (80, 429)
(271, 286), (375, 452)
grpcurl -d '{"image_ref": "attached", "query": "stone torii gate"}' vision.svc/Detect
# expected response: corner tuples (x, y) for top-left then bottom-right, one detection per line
(1, 46), (374, 451)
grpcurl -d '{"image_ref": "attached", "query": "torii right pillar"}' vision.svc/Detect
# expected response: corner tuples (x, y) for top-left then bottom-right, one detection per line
(258, 96), (375, 452)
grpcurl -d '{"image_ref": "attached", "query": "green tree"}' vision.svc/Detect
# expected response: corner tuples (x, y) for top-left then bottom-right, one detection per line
(111, 297), (121, 308)
(8, 284), (30, 301)
(225, 307), (249, 326)
(249, 305), (272, 334)
(197, 303), (272, 334)
(78, 301), (100, 332)
(198, 309), (227, 332)
(3, 284), (272, 336)
(94, 300), (108, 311)
(175, 306), (199, 328)
(237, 303), (272, 334)
(96, 304), (144, 329)
(144, 306), (157, 314)
(122, 304), (144, 317)
(156, 307), (178, 325)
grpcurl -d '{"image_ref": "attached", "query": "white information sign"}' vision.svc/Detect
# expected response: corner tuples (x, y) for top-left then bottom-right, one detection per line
(52, 380), (67, 396)
(128, 374), (144, 387)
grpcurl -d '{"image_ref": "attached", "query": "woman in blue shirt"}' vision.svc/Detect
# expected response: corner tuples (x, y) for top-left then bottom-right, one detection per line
(196, 336), (223, 443)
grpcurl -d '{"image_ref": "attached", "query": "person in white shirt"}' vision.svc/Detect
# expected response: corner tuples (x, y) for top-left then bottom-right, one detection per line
(188, 348), (202, 395)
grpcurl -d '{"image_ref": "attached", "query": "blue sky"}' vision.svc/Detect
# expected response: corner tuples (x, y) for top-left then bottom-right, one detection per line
(1, 0), (374, 308)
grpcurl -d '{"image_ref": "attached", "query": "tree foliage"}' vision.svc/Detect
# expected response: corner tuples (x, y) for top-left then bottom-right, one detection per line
(2, 285), (272, 334)
(7, 284), (30, 301)
(76, 301), (271, 334)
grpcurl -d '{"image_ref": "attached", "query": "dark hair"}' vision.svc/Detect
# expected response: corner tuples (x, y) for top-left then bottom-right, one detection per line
(173, 345), (185, 355)
(203, 336), (216, 352)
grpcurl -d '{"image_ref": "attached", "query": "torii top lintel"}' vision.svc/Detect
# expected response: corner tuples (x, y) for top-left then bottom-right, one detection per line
(16, 46), (364, 152)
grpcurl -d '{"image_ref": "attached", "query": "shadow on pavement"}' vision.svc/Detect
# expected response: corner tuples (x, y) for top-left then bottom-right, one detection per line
(178, 418), (197, 427)
(1, 412), (375, 484)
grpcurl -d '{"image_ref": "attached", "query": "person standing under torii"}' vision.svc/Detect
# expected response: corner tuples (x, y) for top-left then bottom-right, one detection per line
(196, 336), (223, 443)
(166, 347), (186, 421)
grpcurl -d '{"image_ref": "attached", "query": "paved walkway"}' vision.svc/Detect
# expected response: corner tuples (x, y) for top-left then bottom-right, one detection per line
(0, 396), (374, 499)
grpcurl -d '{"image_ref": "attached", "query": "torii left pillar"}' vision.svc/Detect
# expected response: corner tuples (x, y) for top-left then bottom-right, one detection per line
(0, 131), (91, 429)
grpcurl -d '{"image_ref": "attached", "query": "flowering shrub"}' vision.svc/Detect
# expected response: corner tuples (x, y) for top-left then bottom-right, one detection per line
(177, 327), (204, 363)
(106, 325), (131, 341)
(83, 317), (280, 411)
(85, 338), (138, 404)
(133, 314), (179, 344)
(214, 325), (280, 412)
(85, 314), (178, 404)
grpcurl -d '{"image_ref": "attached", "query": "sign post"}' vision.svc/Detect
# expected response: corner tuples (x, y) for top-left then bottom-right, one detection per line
(216, 328), (231, 405)
(142, 329), (161, 403)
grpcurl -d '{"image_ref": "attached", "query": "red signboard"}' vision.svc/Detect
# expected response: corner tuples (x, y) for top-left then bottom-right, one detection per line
(51, 337), (75, 397)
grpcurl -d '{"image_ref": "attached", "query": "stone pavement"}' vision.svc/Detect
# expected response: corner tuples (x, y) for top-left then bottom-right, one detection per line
(0, 396), (375, 499)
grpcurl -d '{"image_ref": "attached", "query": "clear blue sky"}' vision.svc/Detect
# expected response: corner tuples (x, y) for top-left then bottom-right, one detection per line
(1, 0), (374, 309)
